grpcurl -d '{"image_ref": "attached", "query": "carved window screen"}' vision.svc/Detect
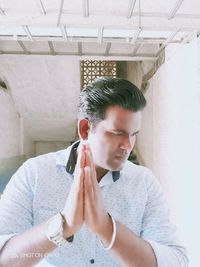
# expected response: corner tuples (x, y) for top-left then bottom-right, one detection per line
(81, 60), (117, 89)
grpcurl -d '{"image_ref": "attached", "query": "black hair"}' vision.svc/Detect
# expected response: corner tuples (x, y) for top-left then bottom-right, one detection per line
(78, 77), (146, 125)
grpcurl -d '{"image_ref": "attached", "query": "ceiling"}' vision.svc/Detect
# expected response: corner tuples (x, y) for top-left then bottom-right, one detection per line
(0, 0), (200, 145)
(0, 0), (200, 59)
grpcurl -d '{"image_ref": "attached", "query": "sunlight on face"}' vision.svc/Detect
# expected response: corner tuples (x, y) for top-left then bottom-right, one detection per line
(87, 106), (141, 171)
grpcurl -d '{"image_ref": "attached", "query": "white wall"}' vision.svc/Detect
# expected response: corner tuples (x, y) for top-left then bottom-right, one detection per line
(0, 57), (81, 158)
(137, 38), (200, 267)
(0, 56), (81, 143)
(127, 61), (143, 88)
(0, 87), (22, 192)
(19, 116), (35, 159)
(0, 88), (20, 159)
(35, 141), (71, 156)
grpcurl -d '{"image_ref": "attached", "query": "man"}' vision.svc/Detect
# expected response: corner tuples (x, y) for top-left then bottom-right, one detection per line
(0, 77), (188, 267)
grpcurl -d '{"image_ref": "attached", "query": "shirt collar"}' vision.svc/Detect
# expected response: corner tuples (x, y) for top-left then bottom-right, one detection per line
(56, 140), (120, 182)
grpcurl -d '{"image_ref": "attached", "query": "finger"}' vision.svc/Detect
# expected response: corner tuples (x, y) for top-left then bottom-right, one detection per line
(77, 143), (86, 169)
(72, 167), (84, 198)
(74, 144), (86, 184)
(65, 168), (84, 227)
(77, 168), (84, 205)
(85, 145), (99, 191)
(84, 165), (96, 223)
(84, 147), (97, 194)
(85, 144), (91, 168)
(85, 145), (96, 174)
(84, 165), (94, 201)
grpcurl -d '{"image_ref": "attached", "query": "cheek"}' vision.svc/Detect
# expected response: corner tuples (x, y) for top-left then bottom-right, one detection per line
(88, 134), (115, 157)
(104, 132), (122, 145)
(88, 134), (105, 154)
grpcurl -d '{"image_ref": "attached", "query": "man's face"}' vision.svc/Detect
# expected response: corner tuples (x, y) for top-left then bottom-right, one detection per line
(87, 105), (141, 171)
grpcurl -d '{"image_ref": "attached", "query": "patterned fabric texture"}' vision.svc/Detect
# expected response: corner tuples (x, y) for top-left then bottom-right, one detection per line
(0, 143), (188, 267)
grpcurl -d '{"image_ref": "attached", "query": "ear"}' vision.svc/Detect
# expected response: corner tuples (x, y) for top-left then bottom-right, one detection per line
(78, 119), (90, 140)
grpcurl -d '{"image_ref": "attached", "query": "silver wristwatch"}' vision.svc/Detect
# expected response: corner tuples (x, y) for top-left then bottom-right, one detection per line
(45, 213), (73, 247)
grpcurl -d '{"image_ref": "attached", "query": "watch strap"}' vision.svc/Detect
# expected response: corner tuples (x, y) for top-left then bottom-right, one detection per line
(46, 213), (74, 247)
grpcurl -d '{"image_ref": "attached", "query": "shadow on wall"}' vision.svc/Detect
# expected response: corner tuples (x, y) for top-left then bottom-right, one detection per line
(0, 155), (25, 193)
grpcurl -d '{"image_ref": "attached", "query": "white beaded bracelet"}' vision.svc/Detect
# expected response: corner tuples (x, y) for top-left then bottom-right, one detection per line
(100, 214), (116, 250)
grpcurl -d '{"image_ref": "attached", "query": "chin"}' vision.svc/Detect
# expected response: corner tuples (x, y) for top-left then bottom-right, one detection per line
(99, 158), (126, 172)
(111, 167), (123, 172)
(108, 162), (126, 172)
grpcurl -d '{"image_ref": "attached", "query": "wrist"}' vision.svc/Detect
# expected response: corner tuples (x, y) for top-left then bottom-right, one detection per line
(99, 214), (117, 250)
(60, 212), (75, 240)
(45, 213), (74, 247)
(96, 213), (113, 243)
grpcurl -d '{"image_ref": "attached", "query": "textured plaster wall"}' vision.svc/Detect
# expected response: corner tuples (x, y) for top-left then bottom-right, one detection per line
(137, 38), (200, 267)
(0, 57), (81, 158)
(19, 116), (35, 159)
(0, 88), (21, 192)
(0, 89), (20, 159)
(0, 56), (81, 142)
(35, 141), (71, 156)
(127, 61), (143, 88)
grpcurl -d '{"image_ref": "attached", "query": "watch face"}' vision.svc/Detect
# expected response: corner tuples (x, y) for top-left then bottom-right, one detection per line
(47, 214), (62, 236)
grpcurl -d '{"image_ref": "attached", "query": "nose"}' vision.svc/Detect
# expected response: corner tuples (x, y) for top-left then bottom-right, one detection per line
(119, 135), (135, 151)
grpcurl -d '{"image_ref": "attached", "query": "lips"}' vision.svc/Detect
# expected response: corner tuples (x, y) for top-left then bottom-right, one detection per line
(115, 155), (127, 161)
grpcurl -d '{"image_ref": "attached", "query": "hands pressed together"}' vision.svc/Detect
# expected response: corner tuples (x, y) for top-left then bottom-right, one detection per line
(61, 142), (112, 240)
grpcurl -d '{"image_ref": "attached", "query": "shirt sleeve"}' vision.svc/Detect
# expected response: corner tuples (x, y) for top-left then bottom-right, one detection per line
(141, 171), (189, 267)
(0, 160), (35, 251)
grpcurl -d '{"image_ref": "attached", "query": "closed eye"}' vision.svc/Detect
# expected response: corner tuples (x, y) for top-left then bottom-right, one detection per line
(111, 130), (139, 137)
(112, 131), (124, 136)
(131, 132), (139, 137)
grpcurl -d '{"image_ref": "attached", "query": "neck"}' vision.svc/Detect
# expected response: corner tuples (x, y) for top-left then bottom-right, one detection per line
(95, 165), (109, 182)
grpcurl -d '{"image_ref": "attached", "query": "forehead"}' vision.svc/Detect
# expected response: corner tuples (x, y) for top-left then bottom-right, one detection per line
(99, 105), (141, 131)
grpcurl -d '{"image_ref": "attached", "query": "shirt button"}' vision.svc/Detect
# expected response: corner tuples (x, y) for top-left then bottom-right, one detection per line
(90, 259), (95, 264)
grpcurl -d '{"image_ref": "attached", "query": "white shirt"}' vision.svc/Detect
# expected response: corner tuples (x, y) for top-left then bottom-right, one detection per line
(0, 142), (188, 266)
